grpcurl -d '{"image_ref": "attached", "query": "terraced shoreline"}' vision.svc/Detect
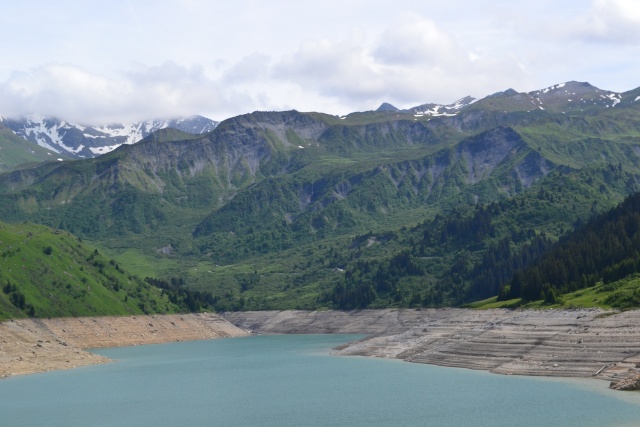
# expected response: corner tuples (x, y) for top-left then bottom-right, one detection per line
(223, 308), (640, 390)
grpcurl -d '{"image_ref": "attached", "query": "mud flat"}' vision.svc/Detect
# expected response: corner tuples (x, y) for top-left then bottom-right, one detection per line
(223, 309), (640, 388)
(0, 313), (248, 379)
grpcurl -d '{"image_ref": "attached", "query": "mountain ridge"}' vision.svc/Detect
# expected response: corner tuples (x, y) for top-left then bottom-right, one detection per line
(1, 115), (219, 159)
(370, 81), (640, 120)
(4, 80), (639, 163)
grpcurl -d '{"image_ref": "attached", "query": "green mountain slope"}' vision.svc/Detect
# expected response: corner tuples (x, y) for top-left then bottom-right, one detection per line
(0, 221), (216, 320)
(494, 191), (640, 307)
(0, 222), (169, 319)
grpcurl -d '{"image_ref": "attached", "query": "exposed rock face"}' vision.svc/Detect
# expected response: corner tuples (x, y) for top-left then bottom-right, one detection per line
(457, 127), (527, 185)
(610, 374), (640, 390)
(223, 309), (640, 388)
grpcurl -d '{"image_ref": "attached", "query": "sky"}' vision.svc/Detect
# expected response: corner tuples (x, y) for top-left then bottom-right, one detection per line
(0, 0), (639, 124)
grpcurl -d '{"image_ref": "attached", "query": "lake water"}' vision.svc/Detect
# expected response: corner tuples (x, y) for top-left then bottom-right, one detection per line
(2, 334), (640, 426)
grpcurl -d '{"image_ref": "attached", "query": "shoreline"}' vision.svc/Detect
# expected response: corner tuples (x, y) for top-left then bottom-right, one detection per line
(0, 313), (248, 379)
(4, 308), (640, 391)
(222, 308), (640, 390)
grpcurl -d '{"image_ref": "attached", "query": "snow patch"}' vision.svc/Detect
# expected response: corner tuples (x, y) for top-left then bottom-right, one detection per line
(413, 96), (475, 117)
(414, 106), (457, 117)
(606, 93), (621, 107)
(538, 82), (567, 95)
(93, 122), (147, 145)
(449, 96), (476, 110)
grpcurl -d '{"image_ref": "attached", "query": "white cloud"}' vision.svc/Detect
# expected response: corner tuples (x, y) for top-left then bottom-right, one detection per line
(0, 62), (250, 123)
(0, 2), (637, 123)
(221, 53), (271, 84)
(373, 16), (464, 67)
(500, 0), (640, 92)
(562, 0), (640, 43)
(271, 16), (532, 110)
(273, 35), (386, 102)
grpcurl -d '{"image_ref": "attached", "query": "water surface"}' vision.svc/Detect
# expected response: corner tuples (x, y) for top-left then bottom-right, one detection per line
(1, 334), (640, 426)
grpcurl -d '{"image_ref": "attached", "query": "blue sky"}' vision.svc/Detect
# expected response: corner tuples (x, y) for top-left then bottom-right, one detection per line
(1, 0), (639, 123)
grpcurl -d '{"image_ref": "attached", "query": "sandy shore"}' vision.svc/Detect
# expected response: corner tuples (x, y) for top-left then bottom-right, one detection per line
(0, 313), (248, 379)
(223, 308), (640, 389)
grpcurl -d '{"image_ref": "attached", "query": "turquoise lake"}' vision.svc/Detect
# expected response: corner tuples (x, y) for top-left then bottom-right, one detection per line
(2, 334), (640, 426)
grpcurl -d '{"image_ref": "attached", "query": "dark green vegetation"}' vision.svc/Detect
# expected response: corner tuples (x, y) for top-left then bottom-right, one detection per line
(2, 81), (640, 314)
(0, 123), (63, 172)
(495, 191), (640, 308)
(0, 221), (215, 320)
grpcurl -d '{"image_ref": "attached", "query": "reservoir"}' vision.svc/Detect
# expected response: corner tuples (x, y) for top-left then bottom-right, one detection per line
(1, 334), (640, 426)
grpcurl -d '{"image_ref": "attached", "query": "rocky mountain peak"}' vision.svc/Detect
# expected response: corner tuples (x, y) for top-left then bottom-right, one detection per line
(376, 102), (400, 112)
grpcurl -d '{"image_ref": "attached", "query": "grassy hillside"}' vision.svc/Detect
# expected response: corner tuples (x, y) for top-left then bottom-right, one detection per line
(0, 221), (191, 320)
(469, 275), (640, 310)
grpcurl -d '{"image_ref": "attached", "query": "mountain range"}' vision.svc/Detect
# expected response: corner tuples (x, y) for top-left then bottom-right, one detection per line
(1, 115), (219, 159)
(1, 80), (640, 314)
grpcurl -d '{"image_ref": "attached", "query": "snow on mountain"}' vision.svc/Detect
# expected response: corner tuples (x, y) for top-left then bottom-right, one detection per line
(527, 81), (622, 111)
(372, 81), (638, 119)
(3, 115), (219, 159)
(405, 96), (477, 117)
